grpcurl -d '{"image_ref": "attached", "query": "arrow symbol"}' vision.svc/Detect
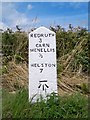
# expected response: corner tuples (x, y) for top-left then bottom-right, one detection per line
(38, 80), (49, 91)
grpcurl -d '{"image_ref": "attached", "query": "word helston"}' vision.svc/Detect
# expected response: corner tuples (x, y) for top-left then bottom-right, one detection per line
(30, 33), (55, 38)
(31, 63), (56, 67)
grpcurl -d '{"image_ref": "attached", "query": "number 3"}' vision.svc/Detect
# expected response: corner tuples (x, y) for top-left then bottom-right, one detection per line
(39, 38), (42, 43)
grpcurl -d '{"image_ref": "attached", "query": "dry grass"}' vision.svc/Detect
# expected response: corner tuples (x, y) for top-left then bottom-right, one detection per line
(58, 71), (88, 96)
(2, 61), (89, 96)
(2, 61), (28, 91)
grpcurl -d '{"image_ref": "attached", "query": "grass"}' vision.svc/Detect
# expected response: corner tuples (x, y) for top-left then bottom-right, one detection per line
(2, 89), (88, 119)
(0, 88), (2, 120)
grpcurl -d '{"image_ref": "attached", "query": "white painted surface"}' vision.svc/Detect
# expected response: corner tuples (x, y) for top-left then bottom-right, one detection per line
(29, 26), (57, 102)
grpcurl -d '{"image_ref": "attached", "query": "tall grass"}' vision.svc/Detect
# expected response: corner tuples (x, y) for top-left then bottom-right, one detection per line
(2, 89), (88, 119)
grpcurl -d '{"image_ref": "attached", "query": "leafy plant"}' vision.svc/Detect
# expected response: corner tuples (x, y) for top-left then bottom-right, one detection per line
(2, 89), (88, 119)
(81, 83), (89, 94)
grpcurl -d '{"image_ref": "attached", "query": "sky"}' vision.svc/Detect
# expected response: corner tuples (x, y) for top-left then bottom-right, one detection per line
(1, 2), (88, 31)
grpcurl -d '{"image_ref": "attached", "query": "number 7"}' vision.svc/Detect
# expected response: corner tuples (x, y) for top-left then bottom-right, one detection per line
(40, 69), (43, 73)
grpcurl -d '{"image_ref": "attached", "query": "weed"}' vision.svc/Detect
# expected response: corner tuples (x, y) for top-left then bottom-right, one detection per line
(2, 89), (88, 119)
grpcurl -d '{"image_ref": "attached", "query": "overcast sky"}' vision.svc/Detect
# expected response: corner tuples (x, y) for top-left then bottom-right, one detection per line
(1, 2), (88, 31)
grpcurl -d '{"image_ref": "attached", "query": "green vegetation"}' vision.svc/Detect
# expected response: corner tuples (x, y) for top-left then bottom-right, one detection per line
(2, 25), (90, 73)
(2, 31), (28, 64)
(1, 25), (89, 119)
(81, 83), (89, 94)
(54, 25), (89, 73)
(2, 89), (88, 119)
